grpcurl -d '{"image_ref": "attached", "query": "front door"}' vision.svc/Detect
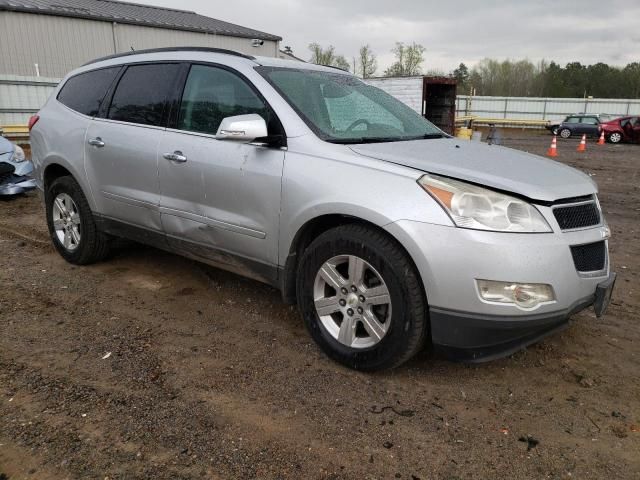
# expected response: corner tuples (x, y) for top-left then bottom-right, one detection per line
(85, 63), (181, 231)
(158, 64), (285, 283)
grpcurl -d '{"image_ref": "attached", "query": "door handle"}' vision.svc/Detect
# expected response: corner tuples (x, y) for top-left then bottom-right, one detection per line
(88, 137), (105, 148)
(163, 151), (187, 163)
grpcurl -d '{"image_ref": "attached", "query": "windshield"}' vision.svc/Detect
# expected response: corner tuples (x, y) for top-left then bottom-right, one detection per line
(256, 67), (443, 144)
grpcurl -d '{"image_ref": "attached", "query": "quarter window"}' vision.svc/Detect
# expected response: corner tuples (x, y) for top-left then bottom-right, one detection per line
(178, 65), (269, 135)
(57, 67), (120, 116)
(565, 117), (581, 124)
(107, 64), (180, 127)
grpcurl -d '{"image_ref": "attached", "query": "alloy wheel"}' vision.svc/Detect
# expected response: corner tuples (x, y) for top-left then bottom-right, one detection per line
(313, 255), (392, 349)
(52, 193), (81, 251)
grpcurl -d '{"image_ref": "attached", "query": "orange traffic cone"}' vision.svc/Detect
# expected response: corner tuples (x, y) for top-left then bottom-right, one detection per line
(547, 135), (558, 157)
(598, 130), (605, 145)
(577, 134), (587, 152)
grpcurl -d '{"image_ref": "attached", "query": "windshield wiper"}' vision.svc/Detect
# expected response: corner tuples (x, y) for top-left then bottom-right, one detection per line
(328, 136), (411, 145)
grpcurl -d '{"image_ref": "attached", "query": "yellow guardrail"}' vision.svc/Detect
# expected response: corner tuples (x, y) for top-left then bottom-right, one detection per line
(0, 124), (30, 137)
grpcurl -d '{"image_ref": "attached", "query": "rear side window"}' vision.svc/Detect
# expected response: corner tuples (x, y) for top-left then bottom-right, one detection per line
(178, 65), (269, 135)
(107, 64), (180, 127)
(581, 117), (598, 125)
(57, 67), (120, 116)
(565, 117), (581, 123)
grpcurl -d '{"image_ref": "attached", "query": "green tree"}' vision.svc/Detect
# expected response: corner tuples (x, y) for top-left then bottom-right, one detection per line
(622, 62), (640, 98)
(308, 43), (350, 72)
(452, 63), (469, 91)
(384, 42), (425, 77)
(357, 45), (378, 78)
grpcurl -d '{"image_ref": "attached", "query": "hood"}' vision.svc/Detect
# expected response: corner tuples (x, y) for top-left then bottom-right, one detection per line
(0, 136), (13, 156)
(349, 138), (597, 202)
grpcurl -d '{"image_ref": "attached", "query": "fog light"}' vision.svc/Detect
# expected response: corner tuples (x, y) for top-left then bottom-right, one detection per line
(477, 280), (555, 309)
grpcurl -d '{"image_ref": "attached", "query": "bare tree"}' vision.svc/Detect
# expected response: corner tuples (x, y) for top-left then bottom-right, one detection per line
(357, 45), (378, 78)
(384, 42), (425, 77)
(308, 43), (350, 72)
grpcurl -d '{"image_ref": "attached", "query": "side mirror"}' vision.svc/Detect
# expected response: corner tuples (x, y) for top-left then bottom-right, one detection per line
(215, 114), (268, 143)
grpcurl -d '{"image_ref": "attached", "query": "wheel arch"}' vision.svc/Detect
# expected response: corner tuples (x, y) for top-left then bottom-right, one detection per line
(280, 213), (427, 309)
(41, 159), (96, 210)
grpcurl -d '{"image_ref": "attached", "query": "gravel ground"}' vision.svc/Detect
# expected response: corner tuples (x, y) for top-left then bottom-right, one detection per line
(1, 132), (639, 479)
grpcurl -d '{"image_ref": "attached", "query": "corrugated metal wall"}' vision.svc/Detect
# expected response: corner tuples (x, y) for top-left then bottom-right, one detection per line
(0, 11), (279, 78)
(113, 23), (279, 59)
(455, 95), (640, 121)
(365, 77), (423, 113)
(0, 12), (115, 78)
(0, 75), (58, 125)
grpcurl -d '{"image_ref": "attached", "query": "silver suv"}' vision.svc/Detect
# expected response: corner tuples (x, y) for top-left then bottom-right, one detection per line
(30, 47), (616, 370)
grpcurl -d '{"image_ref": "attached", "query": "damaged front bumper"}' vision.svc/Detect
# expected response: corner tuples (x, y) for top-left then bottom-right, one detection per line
(0, 160), (37, 196)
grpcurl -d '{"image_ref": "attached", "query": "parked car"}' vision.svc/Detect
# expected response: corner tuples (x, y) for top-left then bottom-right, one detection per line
(599, 116), (640, 144)
(30, 47), (616, 370)
(0, 134), (36, 195)
(546, 114), (613, 138)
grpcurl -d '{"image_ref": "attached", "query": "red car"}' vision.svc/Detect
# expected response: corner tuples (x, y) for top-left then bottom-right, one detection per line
(599, 116), (640, 144)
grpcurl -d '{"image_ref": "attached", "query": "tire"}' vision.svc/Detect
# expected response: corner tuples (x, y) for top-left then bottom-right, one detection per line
(559, 128), (572, 139)
(608, 132), (622, 144)
(551, 127), (559, 135)
(45, 175), (110, 265)
(296, 224), (427, 371)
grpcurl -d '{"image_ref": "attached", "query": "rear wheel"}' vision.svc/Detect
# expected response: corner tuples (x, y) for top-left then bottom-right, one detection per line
(559, 128), (572, 139)
(297, 224), (427, 371)
(46, 176), (110, 264)
(608, 132), (622, 144)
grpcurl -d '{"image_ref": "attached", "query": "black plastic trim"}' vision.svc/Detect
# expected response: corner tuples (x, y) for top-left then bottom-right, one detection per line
(430, 295), (597, 363)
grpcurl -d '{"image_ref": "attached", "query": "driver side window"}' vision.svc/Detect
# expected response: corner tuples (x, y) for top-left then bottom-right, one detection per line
(323, 88), (403, 133)
(178, 65), (270, 136)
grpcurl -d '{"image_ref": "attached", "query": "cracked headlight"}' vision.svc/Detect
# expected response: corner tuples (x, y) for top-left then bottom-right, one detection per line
(418, 173), (551, 233)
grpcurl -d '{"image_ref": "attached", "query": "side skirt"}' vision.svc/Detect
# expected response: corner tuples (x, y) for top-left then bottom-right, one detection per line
(94, 214), (281, 289)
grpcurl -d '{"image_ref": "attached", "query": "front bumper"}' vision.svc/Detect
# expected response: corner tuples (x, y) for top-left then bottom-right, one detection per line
(385, 219), (613, 361)
(430, 292), (601, 362)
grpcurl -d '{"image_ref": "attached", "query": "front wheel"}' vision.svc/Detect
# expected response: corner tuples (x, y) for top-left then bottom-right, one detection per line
(46, 176), (110, 264)
(608, 132), (622, 144)
(559, 128), (572, 139)
(297, 224), (428, 371)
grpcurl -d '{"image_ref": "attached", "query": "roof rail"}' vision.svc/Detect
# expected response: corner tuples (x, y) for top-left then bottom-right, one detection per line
(83, 47), (255, 66)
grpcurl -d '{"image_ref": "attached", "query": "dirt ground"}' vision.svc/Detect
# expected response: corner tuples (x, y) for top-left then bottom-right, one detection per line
(1, 131), (639, 480)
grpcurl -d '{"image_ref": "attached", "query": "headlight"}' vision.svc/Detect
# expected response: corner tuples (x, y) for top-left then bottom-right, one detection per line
(12, 145), (26, 163)
(418, 173), (551, 233)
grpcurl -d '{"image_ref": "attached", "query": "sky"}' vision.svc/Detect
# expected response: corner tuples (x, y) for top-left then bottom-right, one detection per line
(134, 0), (640, 74)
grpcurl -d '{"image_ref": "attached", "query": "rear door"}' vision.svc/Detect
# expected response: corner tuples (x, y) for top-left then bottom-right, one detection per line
(84, 63), (181, 231)
(157, 64), (285, 281)
(580, 116), (599, 136)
